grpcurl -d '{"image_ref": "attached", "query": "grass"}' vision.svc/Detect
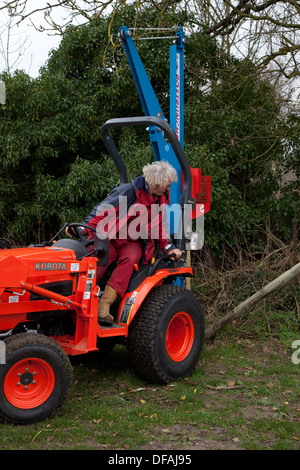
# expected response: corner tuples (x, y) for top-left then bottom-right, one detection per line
(0, 324), (299, 450)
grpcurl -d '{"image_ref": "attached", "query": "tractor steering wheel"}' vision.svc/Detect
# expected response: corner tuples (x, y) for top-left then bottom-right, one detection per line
(67, 223), (96, 247)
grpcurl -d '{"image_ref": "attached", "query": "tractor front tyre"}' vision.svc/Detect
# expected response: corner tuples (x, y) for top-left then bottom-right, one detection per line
(0, 333), (73, 424)
(127, 285), (205, 384)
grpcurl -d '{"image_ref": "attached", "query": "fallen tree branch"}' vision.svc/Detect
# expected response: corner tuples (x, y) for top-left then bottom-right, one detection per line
(204, 384), (244, 390)
(205, 262), (300, 339)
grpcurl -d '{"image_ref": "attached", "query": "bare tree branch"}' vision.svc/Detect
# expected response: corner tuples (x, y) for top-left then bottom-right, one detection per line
(207, 0), (300, 34)
(203, 1), (300, 89)
(205, 262), (300, 339)
(1, 0), (299, 86)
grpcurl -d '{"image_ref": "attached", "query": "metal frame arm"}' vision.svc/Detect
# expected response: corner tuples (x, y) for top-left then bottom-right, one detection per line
(100, 116), (193, 207)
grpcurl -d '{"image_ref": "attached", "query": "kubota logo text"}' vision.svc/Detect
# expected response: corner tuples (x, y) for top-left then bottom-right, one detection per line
(35, 262), (67, 271)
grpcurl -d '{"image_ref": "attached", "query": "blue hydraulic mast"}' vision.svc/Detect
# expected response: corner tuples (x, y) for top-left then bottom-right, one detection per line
(118, 26), (185, 211)
(117, 26), (211, 281)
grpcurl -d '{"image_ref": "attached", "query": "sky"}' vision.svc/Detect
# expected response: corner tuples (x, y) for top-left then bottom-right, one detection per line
(0, 5), (63, 78)
(12, 27), (61, 77)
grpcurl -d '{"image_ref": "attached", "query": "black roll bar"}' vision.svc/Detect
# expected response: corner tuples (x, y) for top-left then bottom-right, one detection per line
(100, 116), (193, 207)
(100, 116), (195, 251)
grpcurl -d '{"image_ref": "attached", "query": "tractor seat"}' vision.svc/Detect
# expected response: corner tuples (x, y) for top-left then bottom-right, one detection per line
(127, 256), (176, 292)
(98, 263), (159, 293)
(127, 265), (152, 292)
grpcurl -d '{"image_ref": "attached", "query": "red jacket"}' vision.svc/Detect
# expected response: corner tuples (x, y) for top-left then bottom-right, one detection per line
(84, 176), (175, 264)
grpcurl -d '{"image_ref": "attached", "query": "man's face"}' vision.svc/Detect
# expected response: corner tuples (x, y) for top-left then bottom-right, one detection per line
(149, 181), (172, 197)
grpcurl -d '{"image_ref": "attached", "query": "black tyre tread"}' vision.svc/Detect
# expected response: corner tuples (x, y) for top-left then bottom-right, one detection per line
(1, 333), (73, 424)
(127, 285), (204, 384)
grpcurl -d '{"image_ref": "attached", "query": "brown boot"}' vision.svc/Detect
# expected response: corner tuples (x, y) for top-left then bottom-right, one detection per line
(98, 285), (117, 325)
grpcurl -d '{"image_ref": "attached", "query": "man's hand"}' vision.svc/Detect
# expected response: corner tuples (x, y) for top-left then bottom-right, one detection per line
(65, 226), (88, 238)
(65, 226), (74, 238)
(167, 248), (182, 260)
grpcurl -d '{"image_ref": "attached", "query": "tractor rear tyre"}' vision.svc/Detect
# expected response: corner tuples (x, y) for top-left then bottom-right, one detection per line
(0, 333), (73, 424)
(127, 285), (205, 384)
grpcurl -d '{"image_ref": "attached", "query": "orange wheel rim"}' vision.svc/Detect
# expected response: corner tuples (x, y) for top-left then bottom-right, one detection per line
(166, 312), (194, 362)
(4, 357), (55, 409)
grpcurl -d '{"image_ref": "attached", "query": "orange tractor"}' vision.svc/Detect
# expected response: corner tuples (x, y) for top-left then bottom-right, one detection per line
(0, 117), (206, 423)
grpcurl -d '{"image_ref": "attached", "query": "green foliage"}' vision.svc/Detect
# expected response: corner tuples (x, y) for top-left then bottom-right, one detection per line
(183, 31), (298, 252)
(0, 4), (298, 251)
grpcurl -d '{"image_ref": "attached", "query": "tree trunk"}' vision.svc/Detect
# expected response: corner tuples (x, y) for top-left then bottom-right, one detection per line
(205, 262), (300, 339)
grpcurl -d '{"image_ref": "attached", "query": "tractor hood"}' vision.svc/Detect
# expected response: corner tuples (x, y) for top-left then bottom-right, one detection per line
(0, 244), (79, 289)
(0, 245), (78, 263)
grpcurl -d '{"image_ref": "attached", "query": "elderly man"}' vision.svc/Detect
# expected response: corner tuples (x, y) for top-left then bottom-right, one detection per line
(68, 161), (182, 325)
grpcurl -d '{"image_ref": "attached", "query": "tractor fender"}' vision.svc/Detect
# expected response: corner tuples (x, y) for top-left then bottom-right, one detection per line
(117, 266), (194, 326)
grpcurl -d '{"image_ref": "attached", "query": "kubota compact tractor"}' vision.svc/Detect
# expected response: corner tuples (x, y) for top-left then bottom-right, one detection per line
(0, 116), (206, 424)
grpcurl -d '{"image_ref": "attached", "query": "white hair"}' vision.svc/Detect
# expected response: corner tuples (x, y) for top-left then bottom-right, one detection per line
(142, 161), (178, 187)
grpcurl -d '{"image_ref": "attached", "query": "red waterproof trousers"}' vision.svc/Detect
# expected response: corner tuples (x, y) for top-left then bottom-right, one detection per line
(96, 238), (143, 298)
